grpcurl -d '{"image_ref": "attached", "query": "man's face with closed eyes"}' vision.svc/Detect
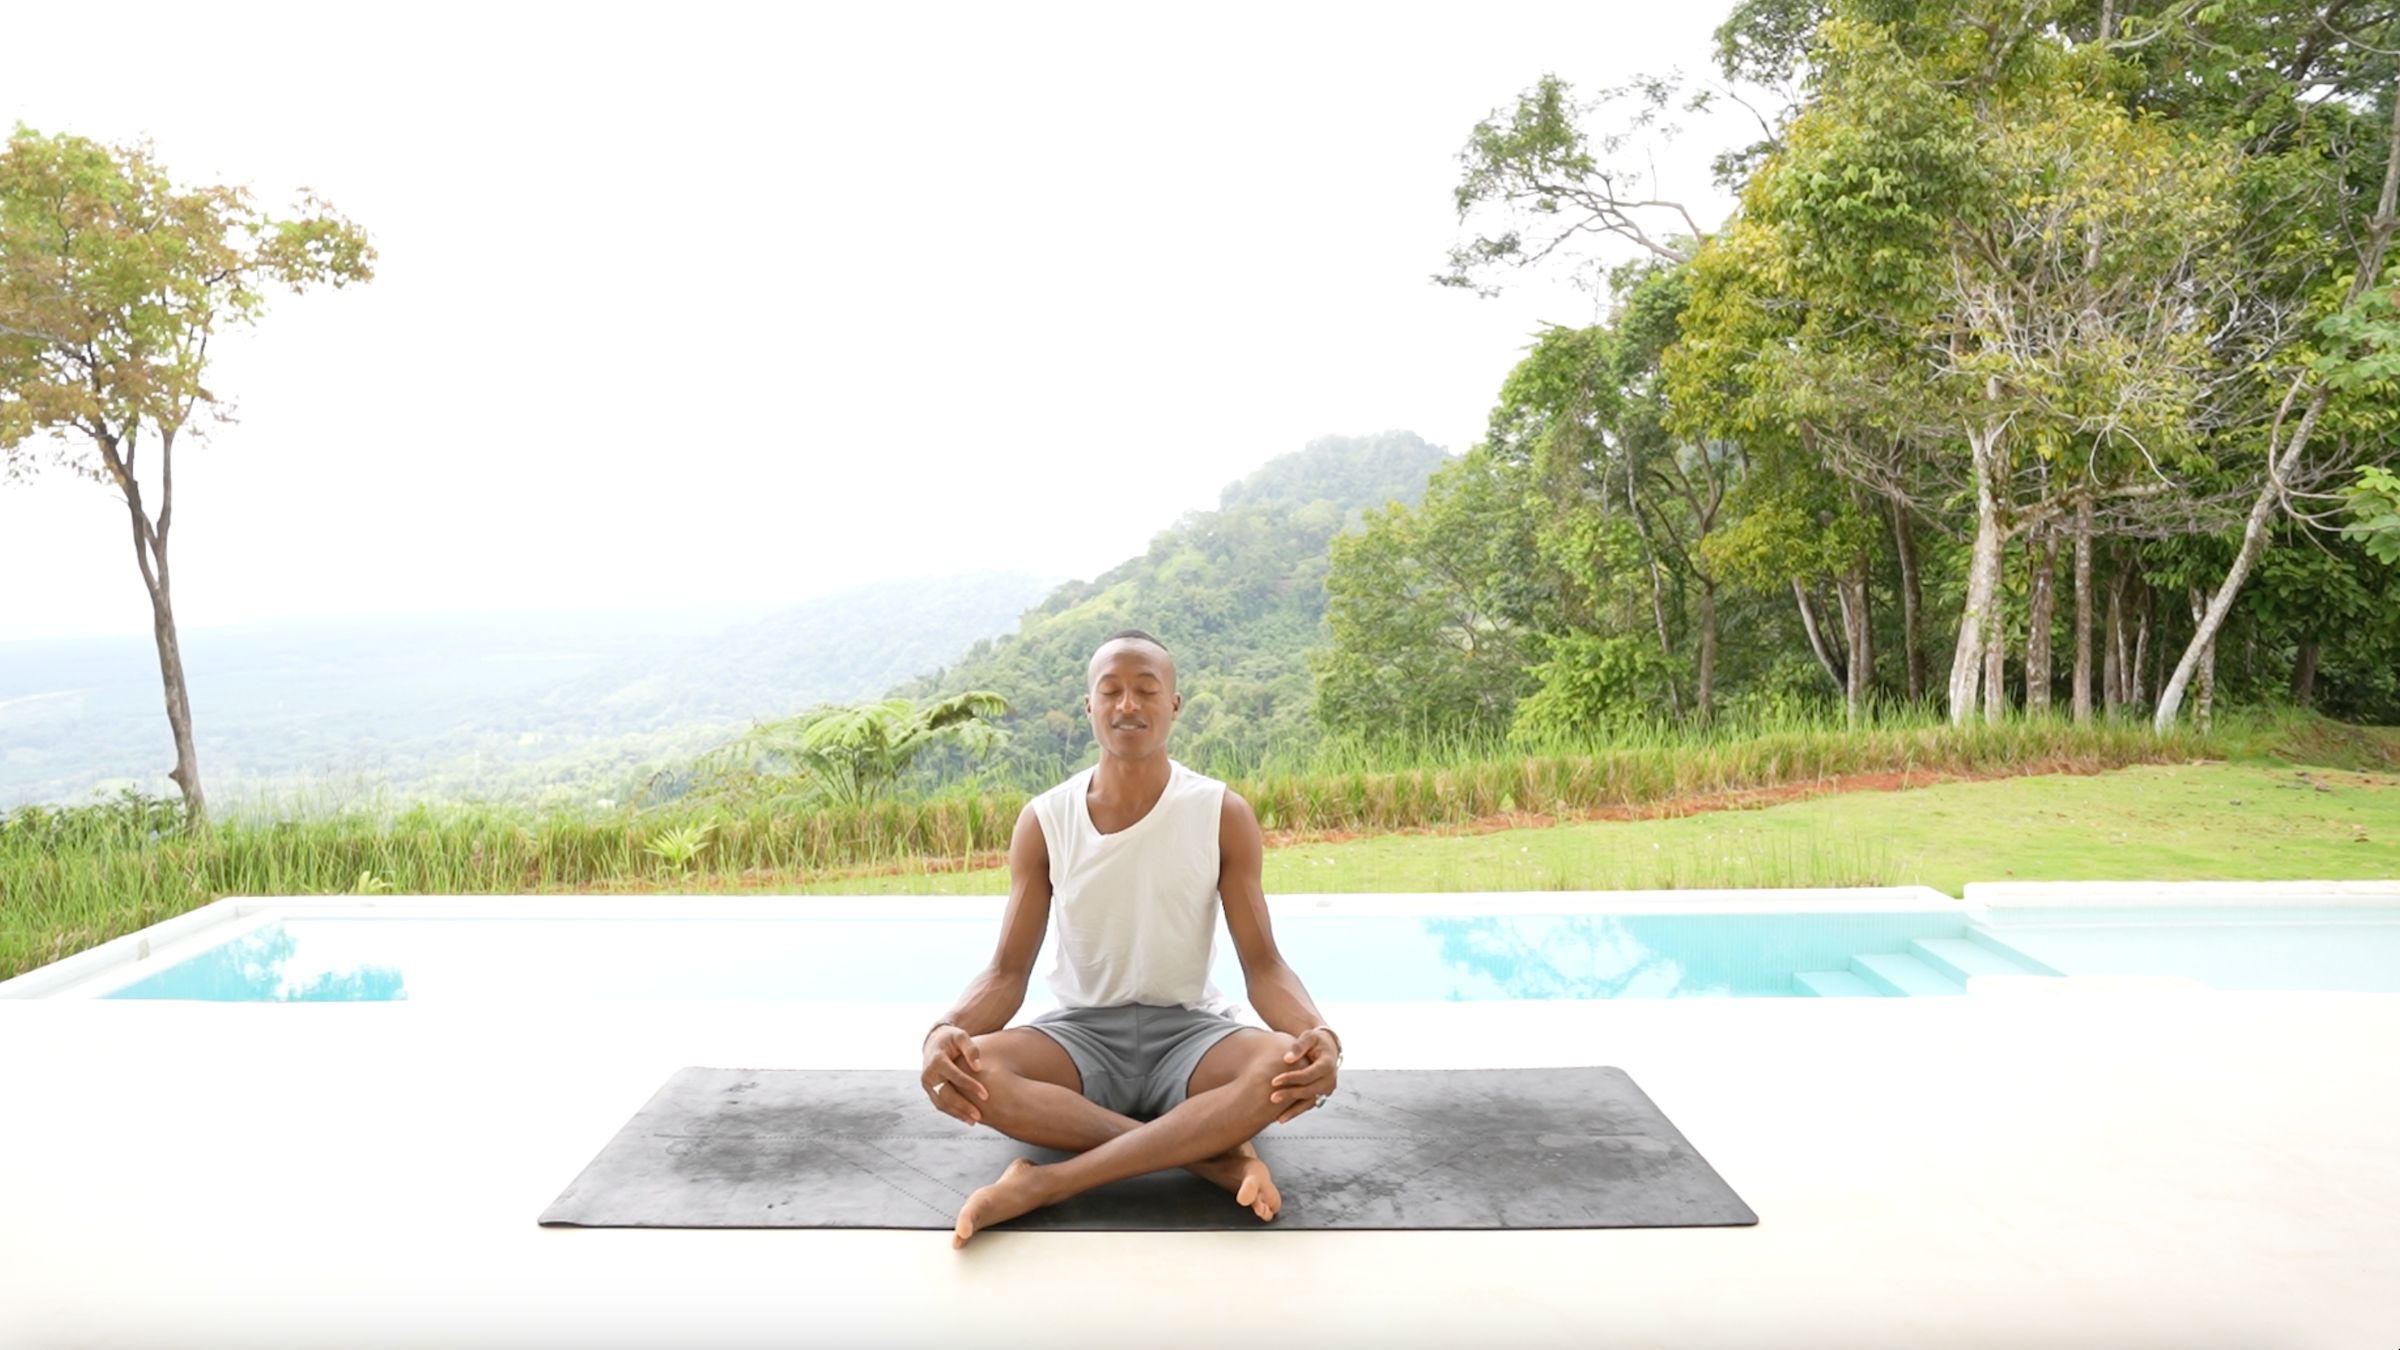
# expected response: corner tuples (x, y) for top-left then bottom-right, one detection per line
(1084, 638), (1179, 761)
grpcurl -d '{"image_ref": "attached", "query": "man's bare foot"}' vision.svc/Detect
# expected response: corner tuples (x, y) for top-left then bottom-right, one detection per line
(952, 1158), (1052, 1249)
(1187, 1145), (1281, 1221)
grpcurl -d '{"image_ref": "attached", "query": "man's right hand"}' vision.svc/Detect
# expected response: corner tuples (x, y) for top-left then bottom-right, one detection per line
(921, 1024), (990, 1125)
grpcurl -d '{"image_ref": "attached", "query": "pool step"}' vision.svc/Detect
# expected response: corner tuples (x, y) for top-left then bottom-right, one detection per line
(1910, 936), (2045, 982)
(1795, 932), (2053, 998)
(1851, 952), (1968, 997)
(1965, 928), (2066, 976)
(1792, 969), (1881, 997)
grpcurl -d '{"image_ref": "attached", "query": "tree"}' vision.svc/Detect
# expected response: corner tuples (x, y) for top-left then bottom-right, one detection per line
(1441, 73), (1716, 294)
(2158, 94), (2400, 727)
(1667, 209), (1933, 718)
(1485, 268), (1744, 720)
(1410, 0), (2400, 736)
(1314, 450), (1553, 741)
(688, 692), (1011, 808)
(1696, 436), (1889, 719)
(1702, 11), (2254, 724)
(0, 128), (373, 822)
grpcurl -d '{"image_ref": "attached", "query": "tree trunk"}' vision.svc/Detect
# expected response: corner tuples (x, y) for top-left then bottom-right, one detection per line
(2026, 528), (2056, 716)
(1947, 419), (2008, 725)
(1851, 556), (1874, 714)
(1695, 578), (1718, 720)
(2198, 638), (2216, 726)
(1646, 564), (1683, 719)
(146, 580), (206, 820)
(2157, 91), (2400, 731)
(2186, 587), (2218, 729)
(1793, 578), (1845, 692)
(1626, 471), (1683, 719)
(2071, 500), (2094, 723)
(1982, 593), (2008, 724)
(2292, 640), (2319, 706)
(2104, 564), (2127, 716)
(2151, 590), (2168, 707)
(1835, 566), (1871, 724)
(2131, 587), (2152, 711)
(1891, 498), (1926, 703)
(1834, 576), (1857, 714)
(107, 426), (207, 825)
(2153, 385), (2331, 729)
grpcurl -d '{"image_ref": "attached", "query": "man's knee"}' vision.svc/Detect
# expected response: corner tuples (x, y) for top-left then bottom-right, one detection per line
(971, 1037), (1029, 1080)
(954, 1043), (1077, 1122)
(1187, 1028), (1299, 1108)
(1233, 1033), (1299, 1104)
(936, 1061), (1041, 1135)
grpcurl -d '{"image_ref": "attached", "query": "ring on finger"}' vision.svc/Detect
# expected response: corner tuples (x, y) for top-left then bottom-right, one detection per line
(932, 1081), (948, 1095)
(1312, 1093), (1329, 1109)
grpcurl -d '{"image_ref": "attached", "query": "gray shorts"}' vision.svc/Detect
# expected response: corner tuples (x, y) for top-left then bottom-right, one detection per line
(1025, 1003), (1249, 1120)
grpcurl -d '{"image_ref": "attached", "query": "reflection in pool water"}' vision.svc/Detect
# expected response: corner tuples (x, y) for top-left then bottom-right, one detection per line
(81, 904), (2400, 1002)
(1273, 911), (1977, 1000)
(1420, 916), (1715, 999)
(97, 909), (1989, 1002)
(106, 926), (407, 1002)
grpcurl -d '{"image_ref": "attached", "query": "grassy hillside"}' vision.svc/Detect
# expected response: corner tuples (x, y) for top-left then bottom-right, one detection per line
(900, 431), (1451, 783)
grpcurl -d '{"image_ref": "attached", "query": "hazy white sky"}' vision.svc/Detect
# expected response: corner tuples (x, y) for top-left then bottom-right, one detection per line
(1, 2), (1741, 640)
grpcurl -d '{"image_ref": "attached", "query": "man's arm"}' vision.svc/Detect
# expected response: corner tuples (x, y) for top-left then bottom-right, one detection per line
(1217, 789), (1339, 1122)
(920, 804), (1051, 1124)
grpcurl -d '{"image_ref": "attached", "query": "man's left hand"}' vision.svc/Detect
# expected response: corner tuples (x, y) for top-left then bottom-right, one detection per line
(1267, 1027), (1340, 1124)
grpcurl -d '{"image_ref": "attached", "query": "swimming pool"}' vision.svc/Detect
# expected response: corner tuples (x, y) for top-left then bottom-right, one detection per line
(9, 886), (2396, 1003)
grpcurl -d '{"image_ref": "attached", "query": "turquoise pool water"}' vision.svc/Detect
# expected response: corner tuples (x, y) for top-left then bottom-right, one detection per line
(94, 906), (2400, 1002)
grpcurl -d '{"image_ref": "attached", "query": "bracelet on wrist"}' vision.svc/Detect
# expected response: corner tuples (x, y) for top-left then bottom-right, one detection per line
(1310, 1025), (1343, 1062)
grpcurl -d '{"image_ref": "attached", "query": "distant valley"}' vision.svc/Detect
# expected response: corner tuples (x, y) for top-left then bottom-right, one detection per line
(0, 573), (1056, 806)
(2, 432), (1455, 809)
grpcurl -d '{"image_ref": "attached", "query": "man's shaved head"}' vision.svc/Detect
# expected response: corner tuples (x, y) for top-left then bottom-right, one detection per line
(1087, 629), (1176, 691)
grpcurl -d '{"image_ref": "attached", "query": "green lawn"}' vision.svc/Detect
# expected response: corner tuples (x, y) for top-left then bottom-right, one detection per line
(799, 761), (2400, 897)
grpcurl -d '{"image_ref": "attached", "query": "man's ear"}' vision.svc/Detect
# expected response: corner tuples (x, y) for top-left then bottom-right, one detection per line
(1171, 692), (1182, 713)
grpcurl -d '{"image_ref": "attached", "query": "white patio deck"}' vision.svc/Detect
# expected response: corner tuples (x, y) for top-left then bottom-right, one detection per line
(3, 985), (2396, 1348)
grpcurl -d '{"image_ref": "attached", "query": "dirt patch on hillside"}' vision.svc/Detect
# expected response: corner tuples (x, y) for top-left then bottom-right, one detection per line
(1257, 761), (2133, 850)
(2266, 721), (2400, 772)
(785, 751), (2399, 884)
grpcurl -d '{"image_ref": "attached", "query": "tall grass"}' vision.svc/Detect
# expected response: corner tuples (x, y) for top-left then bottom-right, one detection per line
(1229, 712), (2227, 835)
(0, 788), (1032, 981)
(807, 825), (1905, 896)
(2, 709), (2373, 982)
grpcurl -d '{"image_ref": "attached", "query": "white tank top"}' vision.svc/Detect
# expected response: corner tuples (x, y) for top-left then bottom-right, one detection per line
(1032, 759), (1230, 1014)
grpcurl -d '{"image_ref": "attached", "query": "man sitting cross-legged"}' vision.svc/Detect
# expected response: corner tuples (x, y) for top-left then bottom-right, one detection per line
(920, 630), (1341, 1247)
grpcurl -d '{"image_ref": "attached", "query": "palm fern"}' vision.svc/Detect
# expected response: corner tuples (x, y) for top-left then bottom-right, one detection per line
(680, 691), (1011, 807)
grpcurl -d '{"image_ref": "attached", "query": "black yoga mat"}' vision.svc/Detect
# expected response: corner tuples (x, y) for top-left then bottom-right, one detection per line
(539, 1066), (1756, 1231)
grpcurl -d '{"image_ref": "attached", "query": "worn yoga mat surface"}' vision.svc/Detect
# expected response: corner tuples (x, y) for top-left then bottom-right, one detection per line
(539, 1066), (1756, 1231)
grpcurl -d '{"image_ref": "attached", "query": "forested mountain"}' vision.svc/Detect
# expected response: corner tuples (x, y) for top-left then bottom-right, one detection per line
(900, 432), (1451, 781)
(1, 572), (1053, 806)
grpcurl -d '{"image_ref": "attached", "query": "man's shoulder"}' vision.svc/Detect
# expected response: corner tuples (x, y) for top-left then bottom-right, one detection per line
(1031, 767), (1094, 812)
(1170, 759), (1224, 787)
(1170, 760), (1235, 805)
